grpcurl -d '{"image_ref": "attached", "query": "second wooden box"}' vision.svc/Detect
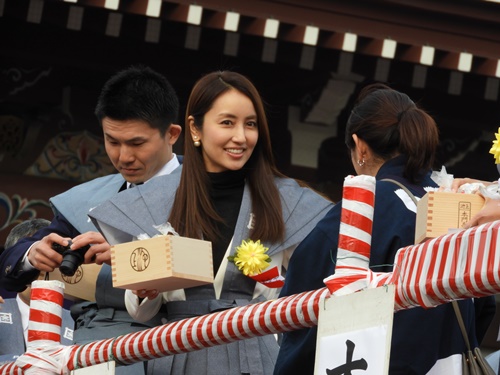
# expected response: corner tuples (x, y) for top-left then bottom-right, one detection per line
(415, 191), (484, 244)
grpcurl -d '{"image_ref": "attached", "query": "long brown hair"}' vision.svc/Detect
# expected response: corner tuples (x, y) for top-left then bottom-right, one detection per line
(169, 71), (286, 243)
(345, 83), (439, 183)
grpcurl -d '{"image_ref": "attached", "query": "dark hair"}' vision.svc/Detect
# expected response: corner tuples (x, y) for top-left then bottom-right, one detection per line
(94, 65), (179, 136)
(5, 218), (51, 249)
(169, 71), (286, 243)
(345, 83), (439, 183)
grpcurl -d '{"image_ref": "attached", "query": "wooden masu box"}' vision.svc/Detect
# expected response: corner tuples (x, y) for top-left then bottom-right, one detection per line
(46, 264), (102, 302)
(111, 235), (213, 292)
(415, 191), (485, 244)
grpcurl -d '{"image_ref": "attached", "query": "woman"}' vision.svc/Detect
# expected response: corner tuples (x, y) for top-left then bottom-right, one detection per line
(89, 71), (333, 374)
(274, 83), (496, 374)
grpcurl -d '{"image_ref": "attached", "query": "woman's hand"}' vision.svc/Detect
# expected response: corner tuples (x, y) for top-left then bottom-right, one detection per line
(463, 197), (500, 228)
(450, 178), (492, 193)
(133, 289), (159, 300)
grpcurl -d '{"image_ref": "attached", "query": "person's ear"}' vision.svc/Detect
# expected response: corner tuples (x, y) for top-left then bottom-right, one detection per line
(188, 116), (200, 143)
(352, 134), (366, 161)
(167, 124), (182, 145)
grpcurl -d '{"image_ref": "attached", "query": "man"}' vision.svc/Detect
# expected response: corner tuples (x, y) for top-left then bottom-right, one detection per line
(0, 65), (182, 374)
(0, 219), (74, 365)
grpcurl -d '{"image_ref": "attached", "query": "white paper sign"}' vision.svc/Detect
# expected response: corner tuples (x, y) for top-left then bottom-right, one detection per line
(315, 285), (395, 375)
(71, 361), (115, 374)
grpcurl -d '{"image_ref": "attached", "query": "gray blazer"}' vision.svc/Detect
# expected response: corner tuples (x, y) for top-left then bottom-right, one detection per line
(89, 167), (333, 258)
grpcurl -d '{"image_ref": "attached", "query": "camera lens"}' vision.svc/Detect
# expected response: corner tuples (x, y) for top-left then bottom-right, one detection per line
(57, 243), (90, 277)
(59, 254), (81, 276)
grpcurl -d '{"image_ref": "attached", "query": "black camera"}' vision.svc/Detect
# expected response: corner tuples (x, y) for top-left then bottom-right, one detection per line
(52, 240), (90, 277)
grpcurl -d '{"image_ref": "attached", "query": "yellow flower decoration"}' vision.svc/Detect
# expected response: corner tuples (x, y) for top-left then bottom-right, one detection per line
(489, 128), (500, 164)
(228, 239), (270, 276)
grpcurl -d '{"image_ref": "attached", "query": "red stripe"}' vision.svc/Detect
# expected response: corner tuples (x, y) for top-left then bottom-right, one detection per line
(95, 340), (109, 363)
(217, 310), (234, 343)
(28, 330), (60, 343)
(435, 236), (451, 299)
(138, 330), (152, 359)
(404, 247), (419, 304)
(300, 295), (312, 325)
(412, 247), (427, 308)
(154, 326), (168, 355)
(184, 318), (201, 350)
(244, 305), (257, 338)
(197, 314), (212, 348)
(287, 295), (302, 328)
(394, 248), (408, 307)
(255, 305), (272, 335)
(146, 327), (161, 357)
(462, 230), (476, 295)
(29, 309), (62, 327)
(278, 296), (298, 331)
(133, 330), (146, 360)
(31, 288), (63, 305)
(173, 320), (189, 352)
(124, 331), (143, 363)
(86, 342), (95, 366)
(341, 208), (373, 235)
(470, 227), (487, 295)
(447, 233), (460, 297)
(324, 275), (365, 294)
(338, 234), (371, 257)
(269, 298), (283, 332)
(225, 309), (238, 342)
(422, 240), (438, 301)
(486, 224), (500, 292)
(212, 313), (226, 342)
(343, 186), (375, 205)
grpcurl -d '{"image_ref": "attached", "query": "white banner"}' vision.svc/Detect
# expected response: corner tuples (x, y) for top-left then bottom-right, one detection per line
(315, 286), (395, 375)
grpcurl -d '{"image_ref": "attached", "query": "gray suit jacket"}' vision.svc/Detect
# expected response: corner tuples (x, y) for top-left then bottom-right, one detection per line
(50, 173), (126, 234)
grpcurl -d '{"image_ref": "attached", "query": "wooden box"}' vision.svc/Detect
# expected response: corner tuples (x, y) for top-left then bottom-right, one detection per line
(46, 264), (102, 301)
(415, 191), (485, 243)
(111, 235), (213, 292)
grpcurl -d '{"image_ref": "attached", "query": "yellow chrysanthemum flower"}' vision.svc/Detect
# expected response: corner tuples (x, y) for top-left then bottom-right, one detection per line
(489, 128), (500, 164)
(228, 239), (270, 276)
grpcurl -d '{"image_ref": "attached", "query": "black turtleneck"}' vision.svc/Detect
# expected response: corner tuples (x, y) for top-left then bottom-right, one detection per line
(207, 169), (246, 275)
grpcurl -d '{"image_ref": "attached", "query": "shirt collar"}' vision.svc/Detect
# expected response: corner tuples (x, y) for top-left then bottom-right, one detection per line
(126, 153), (180, 189)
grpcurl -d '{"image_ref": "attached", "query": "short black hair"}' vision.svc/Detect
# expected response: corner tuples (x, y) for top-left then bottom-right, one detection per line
(95, 65), (179, 136)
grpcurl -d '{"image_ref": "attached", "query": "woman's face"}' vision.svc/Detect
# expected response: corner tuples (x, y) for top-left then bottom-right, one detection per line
(192, 89), (259, 173)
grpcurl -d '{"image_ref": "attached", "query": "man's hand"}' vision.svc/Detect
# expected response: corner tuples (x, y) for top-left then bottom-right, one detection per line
(71, 231), (112, 265)
(27, 234), (67, 272)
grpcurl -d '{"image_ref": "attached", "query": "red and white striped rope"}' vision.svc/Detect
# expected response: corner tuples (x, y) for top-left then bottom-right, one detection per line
(2, 175), (500, 374)
(0, 286), (329, 374)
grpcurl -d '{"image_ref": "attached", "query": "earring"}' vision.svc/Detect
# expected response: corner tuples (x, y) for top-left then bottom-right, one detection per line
(357, 158), (365, 167)
(193, 136), (201, 147)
